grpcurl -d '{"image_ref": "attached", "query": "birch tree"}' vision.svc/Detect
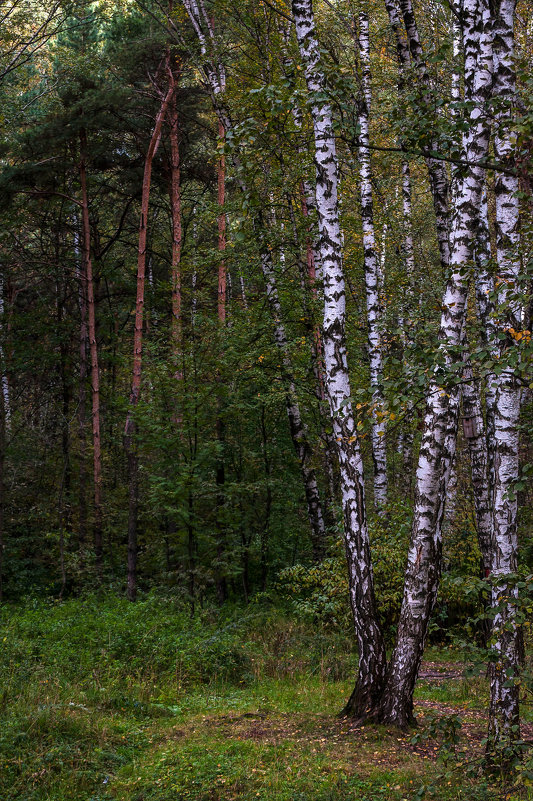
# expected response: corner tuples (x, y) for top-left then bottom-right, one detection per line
(292, 0), (387, 716)
(374, 0), (495, 726)
(356, 11), (388, 512)
(487, 0), (522, 754)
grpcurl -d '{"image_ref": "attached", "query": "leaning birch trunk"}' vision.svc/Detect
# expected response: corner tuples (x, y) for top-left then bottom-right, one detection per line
(487, 0), (521, 756)
(181, 0), (328, 561)
(356, 12), (388, 512)
(292, 0), (388, 716)
(291, 94), (338, 518)
(375, 0), (494, 727)
(124, 69), (175, 602)
(258, 222), (327, 561)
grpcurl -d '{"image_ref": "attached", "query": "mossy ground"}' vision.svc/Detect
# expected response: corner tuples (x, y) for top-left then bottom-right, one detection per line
(0, 596), (530, 801)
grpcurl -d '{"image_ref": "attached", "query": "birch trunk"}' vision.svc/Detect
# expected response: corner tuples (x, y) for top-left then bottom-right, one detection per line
(124, 68), (175, 601)
(487, 0), (521, 754)
(258, 222), (327, 561)
(292, 0), (387, 716)
(451, 19), (493, 576)
(376, 0), (494, 726)
(356, 12), (388, 512)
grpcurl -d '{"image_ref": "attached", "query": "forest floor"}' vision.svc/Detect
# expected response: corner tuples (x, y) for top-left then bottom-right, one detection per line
(1, 595), (531, 801)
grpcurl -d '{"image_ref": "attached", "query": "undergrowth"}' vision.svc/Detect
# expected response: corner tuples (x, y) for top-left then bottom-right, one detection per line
(0, 594), (529, 801)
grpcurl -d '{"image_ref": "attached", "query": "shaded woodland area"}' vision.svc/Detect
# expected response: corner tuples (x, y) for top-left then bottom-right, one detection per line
(0, 0), (532, 798)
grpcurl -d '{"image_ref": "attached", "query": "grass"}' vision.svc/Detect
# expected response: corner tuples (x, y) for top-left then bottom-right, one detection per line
(0, 595), (530, 801)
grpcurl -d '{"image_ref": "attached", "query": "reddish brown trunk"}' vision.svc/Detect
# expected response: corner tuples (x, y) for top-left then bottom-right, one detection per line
(0, 369), (5, 603)
(217, 119), (226, 324)
(77, 240), (88, 556)
(124, 66), (175, 602)
(169, 89), (182, 367)
(79, 129), (103, 566)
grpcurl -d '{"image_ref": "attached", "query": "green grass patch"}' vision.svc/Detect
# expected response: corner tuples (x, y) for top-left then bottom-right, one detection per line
(0, 595), (528, 800)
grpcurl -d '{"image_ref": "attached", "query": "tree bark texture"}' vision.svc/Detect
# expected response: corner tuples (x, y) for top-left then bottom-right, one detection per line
(356, 12), (388, 512)
(292, 0), (388, 716)
(487, 0), (521, 754)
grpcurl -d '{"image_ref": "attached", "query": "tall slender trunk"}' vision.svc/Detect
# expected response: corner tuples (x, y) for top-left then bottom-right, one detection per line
(356, 12), (388, 512)
(487, 0), (521, 754)
(258, 225), (327, 561)
(450, 17), (494, 575)
(76, 230), (88, 557)
(79, 129), (103, 566)
(260, 403), (272, 591)
(124, 68), (175, 602)
(375, 0), (494, 727)
(399, 160), (415, 487)
(0, 277), (10, 435)
(290, 192), (338, 529)
(57, 274), (71, 596)
(169, 90), (182, 369)
(215, 118), (227, 603)
(0, 354), (6, 603)
(292, 0), (387, 716)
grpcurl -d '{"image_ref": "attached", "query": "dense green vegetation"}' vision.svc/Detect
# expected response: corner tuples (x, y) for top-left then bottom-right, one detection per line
(2, 595), (530, 801)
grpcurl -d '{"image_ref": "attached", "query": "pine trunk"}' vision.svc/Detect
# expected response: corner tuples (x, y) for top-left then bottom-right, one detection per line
(79, 129), (104, 566)
(124, 69), (175, 601)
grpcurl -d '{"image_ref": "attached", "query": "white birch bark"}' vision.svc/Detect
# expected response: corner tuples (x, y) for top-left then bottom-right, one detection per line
(357, 12), (388, 512)
(488, 0), (521, 753)
(378, 0), (494, 726)
(292, 0), (387, 717)
(451, 15), (494, 576)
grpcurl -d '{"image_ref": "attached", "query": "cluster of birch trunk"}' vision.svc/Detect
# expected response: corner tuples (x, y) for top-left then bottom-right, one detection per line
(174, 0), (527, 756)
